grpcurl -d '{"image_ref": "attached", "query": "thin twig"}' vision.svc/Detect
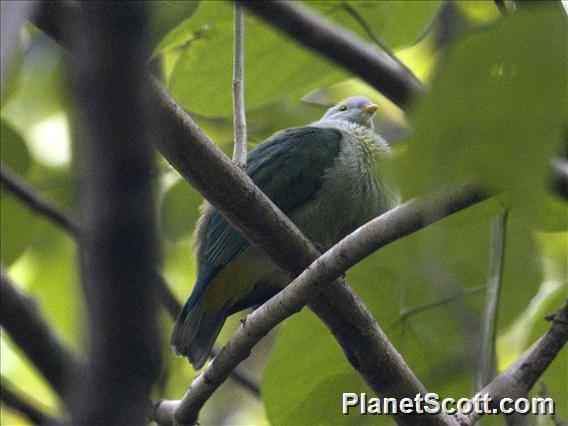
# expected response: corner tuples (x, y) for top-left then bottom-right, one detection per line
(232, 2), (247, 168)
(396, 285), (486, 326)
(474, 210), (508, 392)
(239, 0), (424, 109)
(0, 270), (85, 401)
(152, 187), (486, 426)
(0, 378), (62, 425)
(0, 164), (81, 237)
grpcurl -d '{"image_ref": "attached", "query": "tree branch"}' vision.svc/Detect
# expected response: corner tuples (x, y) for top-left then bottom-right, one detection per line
(0, 377), (61, 425)
(474, 209), (508, 391)
(0, 271), (84, 401)
(232, 2), (247, 168)
(457, 301), (568, 425)
(152, 187), (486, 425)
(0, 164), (81, 237)
(70, 2), (160, 424)
(238, 0), (424, 110)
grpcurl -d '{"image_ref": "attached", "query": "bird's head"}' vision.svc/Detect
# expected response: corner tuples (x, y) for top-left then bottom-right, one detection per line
(320, 96), (378, 129)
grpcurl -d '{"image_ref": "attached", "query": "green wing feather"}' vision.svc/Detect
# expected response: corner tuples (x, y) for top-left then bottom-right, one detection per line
(190, 127), (342, 304)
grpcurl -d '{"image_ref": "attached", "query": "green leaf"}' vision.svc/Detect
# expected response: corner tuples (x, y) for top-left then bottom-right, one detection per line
(0, 191), (36, 265)
(393, 4), (567, 225)
(1, 33), (69, 127)
(263, 310), (377, 426)
(1, 35), (23, 106)
(169, 1), (346, 117)
(1, 120), (31, 176)
(159, 179), (203, 242)
(0, 122), (34, 265)
(308, 0), (442, 49)
(152, 18), (205, 59)
(148, 0), (199, 48)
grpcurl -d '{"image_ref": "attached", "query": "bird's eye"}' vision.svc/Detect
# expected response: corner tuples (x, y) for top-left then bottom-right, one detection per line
(338, 105), (348, 111)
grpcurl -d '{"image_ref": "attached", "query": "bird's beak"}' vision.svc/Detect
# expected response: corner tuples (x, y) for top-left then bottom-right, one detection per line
(362, 104), (378, 114)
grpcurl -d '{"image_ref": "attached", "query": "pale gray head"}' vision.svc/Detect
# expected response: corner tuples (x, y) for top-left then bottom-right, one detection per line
(320, 96), (378, 129)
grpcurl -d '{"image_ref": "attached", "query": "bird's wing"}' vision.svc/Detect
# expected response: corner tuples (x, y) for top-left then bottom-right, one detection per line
(203, 127), (342, 267)
(183, 127), (342, 303)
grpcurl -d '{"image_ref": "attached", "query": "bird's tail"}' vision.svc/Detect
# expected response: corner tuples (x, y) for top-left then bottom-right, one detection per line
(171, 298), (226, 370)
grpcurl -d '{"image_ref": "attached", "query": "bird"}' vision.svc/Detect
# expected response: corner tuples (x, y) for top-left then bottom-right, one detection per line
(171, 96), (399, 369)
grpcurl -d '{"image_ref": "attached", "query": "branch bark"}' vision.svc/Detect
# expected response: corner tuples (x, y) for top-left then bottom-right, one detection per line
(152, 187), (486, 425)
(0, 164), (81, 237)
(232, 2), (247, 167)
(457, 301), (568, 425)
(71, 2), (160, 424)
(238, 0), (424, 110)
(0, 271), (84, 401)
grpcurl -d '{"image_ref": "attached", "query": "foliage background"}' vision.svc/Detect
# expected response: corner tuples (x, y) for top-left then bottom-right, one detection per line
(1, 1), (566, 425)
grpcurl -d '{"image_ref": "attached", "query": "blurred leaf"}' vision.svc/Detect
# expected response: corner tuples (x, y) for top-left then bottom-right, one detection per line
(169, 1), (346, 117)
(1, 35), (23, 105)
(0, 121), (35, 265)
(394, 4), (567, 226)
(1, 33), (68, 128)
(21, 225), (83, 347)
(0, 191), (36, 265)
(456, 0), (501, 24)
(530, 196), (568, 232)
(152, 14), (207, 59)
(160, 179), (203, 242)
(1, 120), (31, 175)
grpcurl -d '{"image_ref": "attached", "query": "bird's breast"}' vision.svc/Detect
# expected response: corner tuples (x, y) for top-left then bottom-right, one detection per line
(290, 128), (397, 249)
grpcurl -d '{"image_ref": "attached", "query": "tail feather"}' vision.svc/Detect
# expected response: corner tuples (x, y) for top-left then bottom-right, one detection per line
(171, 299), (226, 370)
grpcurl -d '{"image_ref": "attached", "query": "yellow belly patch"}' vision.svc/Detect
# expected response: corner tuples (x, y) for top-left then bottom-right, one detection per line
(201, 246), (286, 312)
